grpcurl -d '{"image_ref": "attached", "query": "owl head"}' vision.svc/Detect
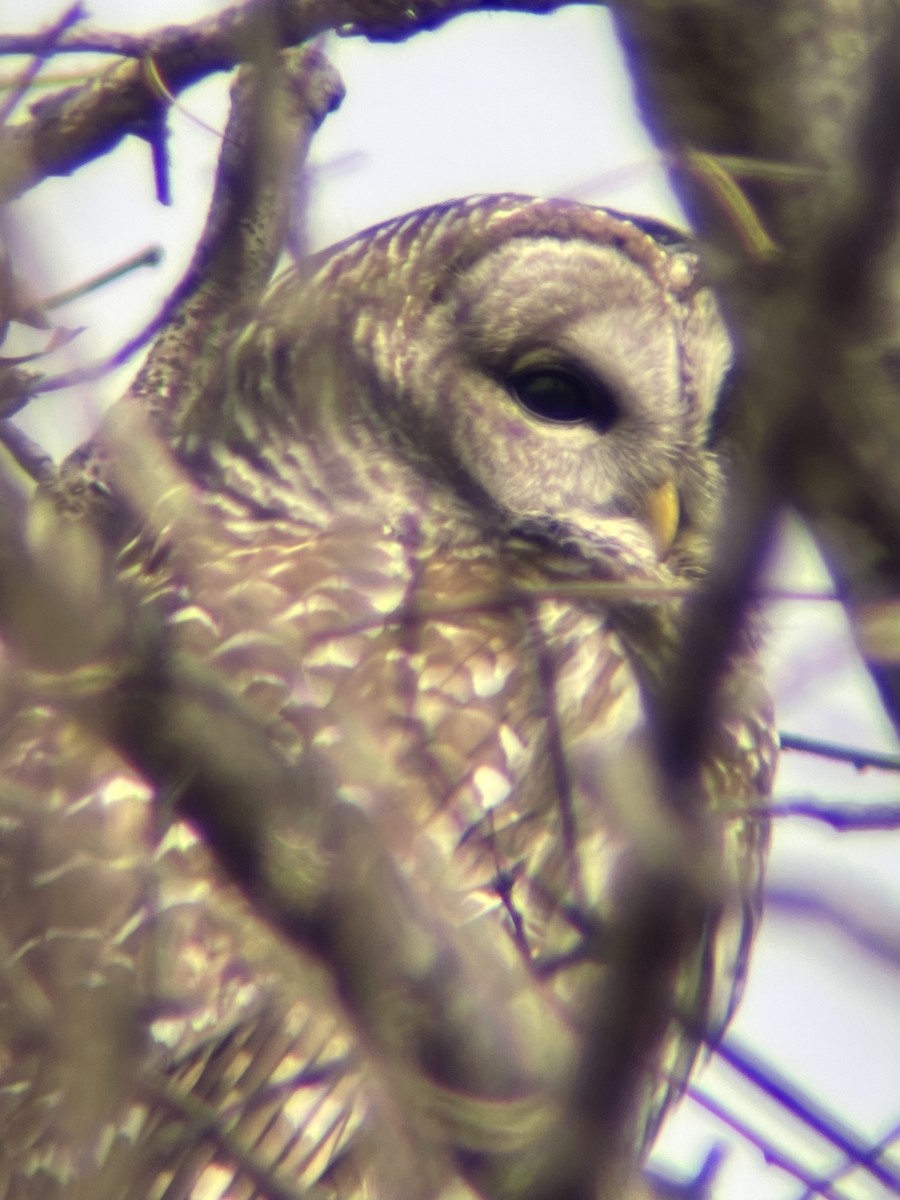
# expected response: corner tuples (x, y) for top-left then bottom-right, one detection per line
(210, 196), (732, 581)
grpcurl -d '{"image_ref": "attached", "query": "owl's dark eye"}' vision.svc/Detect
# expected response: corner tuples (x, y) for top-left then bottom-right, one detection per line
(507, 364), (619, 429)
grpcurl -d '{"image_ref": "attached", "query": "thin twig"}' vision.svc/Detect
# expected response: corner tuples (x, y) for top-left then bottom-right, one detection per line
(42, 245), (163, 310)
(767, 885), (900, 972)
(0, 4), (84, 128)
(762, 798), (900, 831)
(796, 1122), (900, 1200)
(0, 1), (591, 58)
(0, 421), (56, 486)
(686, 1086), (850, 1200)
(715, 1038), (900, 1193)
(779, 731), (900, 773)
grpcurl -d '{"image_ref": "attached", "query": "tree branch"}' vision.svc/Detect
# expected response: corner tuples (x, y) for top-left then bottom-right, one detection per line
(779, 731), (900, 774)
(0, 0), (595, 204)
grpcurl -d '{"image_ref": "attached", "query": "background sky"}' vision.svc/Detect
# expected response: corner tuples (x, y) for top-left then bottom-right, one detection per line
(3, 3), (900, 1198)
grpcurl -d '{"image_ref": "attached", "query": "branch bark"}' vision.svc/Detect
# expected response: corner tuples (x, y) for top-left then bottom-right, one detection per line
(0, 0), (595, 204)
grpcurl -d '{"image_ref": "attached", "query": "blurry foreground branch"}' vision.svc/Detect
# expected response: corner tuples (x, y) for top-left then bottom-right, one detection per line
(613, 1), (900, 770)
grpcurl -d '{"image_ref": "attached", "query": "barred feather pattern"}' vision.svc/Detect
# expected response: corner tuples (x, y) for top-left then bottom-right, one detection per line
(0, 197), (776, 1199)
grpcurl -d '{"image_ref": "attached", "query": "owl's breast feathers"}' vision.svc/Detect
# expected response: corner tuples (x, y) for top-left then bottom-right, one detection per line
(135, 464), (771, 1165)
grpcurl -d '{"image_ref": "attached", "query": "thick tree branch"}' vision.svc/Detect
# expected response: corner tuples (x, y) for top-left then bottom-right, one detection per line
(0, 0), (595, 205)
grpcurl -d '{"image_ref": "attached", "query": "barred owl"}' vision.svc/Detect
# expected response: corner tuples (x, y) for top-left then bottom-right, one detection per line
(0, 195), (775, 1199)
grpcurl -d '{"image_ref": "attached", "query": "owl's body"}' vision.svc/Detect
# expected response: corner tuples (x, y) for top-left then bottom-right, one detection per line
(0, 197), (775, 1199)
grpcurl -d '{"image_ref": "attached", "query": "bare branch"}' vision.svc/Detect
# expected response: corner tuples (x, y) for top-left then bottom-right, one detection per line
(0, 1), (596, 58)
(0, 3), (85, 128)
(0, 420), (56, 486)
(768, 884), (900, 973)
(0, 0), (596, 205)
(779, 731), (900, 773)
(763, 798), (900, 832)
(41, 244), (164, 310)
(686, 1087), (849, 1200)
(715, 1038), (900, 1193)
(796, 1124), (900, 1200)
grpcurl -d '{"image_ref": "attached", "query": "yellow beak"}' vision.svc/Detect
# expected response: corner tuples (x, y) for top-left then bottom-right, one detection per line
(644, 479), (680, 555)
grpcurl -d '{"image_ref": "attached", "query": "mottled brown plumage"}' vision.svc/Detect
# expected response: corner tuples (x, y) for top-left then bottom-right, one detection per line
(0, 196), (775, 1199)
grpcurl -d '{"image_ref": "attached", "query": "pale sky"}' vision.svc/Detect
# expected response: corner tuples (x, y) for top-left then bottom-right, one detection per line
(4, 4), (900, 1198)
